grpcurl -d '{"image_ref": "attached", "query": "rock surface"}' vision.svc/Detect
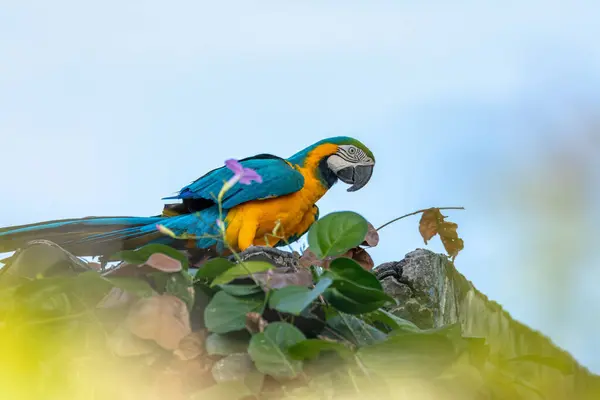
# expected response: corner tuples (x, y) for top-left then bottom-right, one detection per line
(376, 248), (600, 400)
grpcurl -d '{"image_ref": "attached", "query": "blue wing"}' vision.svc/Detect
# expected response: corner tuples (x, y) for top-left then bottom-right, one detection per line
(162, 155), (305, 209)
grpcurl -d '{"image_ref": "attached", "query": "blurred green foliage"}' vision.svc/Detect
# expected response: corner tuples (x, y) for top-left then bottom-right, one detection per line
(0, 210), (597, 400)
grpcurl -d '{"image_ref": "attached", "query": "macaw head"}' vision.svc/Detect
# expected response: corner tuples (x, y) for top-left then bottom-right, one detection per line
(288, 136), (375, 192)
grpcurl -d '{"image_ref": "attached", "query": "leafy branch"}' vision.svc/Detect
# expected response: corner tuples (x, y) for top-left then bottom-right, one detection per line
(2, 158), (558, 400)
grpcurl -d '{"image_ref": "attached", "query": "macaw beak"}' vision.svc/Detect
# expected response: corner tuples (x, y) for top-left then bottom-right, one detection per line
(336, 164), (374, 192)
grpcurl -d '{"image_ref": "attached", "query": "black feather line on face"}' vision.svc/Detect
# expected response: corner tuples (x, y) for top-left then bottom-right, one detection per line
(317, 157), (338, 188)
(338, 146), (368, 163)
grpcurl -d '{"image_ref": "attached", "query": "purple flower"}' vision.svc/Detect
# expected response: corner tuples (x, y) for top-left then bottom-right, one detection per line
(225, 159), (263, 185)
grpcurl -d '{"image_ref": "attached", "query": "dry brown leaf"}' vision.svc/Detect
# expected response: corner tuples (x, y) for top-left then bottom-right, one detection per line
(345, 247), (375, 271)
(246, 312), (268, 334)
(127, 294), (192, 350)
(145, 252), (183, 272)
(438, 222), (464, 261)
(419, 208), (442, 243)
(107, 325), (157, 357)
(174, 331), (207, 361)
(418, 208), (464, 260)
(299, 248), (325, 268)
(361, 222), (380, 247)
(97, 287), (137, 309)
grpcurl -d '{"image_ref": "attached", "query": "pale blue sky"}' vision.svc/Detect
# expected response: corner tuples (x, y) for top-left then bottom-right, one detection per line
(2, 0), (600, 371)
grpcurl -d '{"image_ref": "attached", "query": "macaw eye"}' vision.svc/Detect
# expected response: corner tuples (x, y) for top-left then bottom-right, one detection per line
(348, 147), (356, 154)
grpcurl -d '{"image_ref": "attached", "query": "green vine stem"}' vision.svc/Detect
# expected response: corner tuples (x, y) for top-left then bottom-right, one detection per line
(376, 206), (465, 232)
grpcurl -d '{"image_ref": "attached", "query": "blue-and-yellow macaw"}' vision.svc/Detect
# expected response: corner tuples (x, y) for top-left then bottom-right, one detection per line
(0, 136), (375, 258)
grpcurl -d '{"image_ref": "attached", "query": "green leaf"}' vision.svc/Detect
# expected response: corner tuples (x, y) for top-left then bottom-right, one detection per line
(330, 278), (394, 307)
(193, 280), (219, 299)
(191, 381), (253, 400)
(210, 353), (264, 393)
(0, 286), (17, 313)
(15, 276), (70, 299)
(165, 271), (194, 309)
(69, 271), (117, 307)
(204, 291), (264, 334)
(324, 287), (389, 314)
(365, 309), (421, 333)
(195, 258), (235, 281)
(462, 336), (489, 369)
(268, 286), (309, 313)
(287, 339), (354, 361)
(403, 323), (462, 342)
(507, 354), (575, 375)
(15, 277), (75, 317)
(268, 276), (333, 315)
(105, 276), (155, 298)
(248, 322), (306, 379)
(325, 314), (387, 346)
(356, 330), (459, 378)
(206, 333), (250, 356)
(73, 271), (156, 308)
(244, 369), (265, 395)
(15, 272), (153, 318)
(35, 293), (74, 318)
(328, 257), (383, 291)
(323, 258), (395, 314)
(307, 211), (369, 259)
(211, 261), (274, 287)
(145, 270), (169, 293)
(219, 284), (263, 297)
(109, 243), (189, 270)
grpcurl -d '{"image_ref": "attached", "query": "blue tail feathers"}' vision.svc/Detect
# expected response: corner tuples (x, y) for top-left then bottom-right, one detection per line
(0, 207), (225, 257)
(0, 216), (165, 256)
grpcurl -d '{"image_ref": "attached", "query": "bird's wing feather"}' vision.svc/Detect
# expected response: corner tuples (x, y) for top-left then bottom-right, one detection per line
(163, 155), (305, 209)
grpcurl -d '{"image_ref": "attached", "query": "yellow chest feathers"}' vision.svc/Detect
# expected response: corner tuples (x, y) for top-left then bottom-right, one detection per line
(223, 146), (336, 251)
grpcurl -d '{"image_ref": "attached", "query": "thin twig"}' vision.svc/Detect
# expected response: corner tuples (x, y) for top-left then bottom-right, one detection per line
(376, 206), (465, 232)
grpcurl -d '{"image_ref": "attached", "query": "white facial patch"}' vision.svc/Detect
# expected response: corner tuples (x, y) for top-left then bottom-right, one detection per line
(326, 154), (351, 172)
